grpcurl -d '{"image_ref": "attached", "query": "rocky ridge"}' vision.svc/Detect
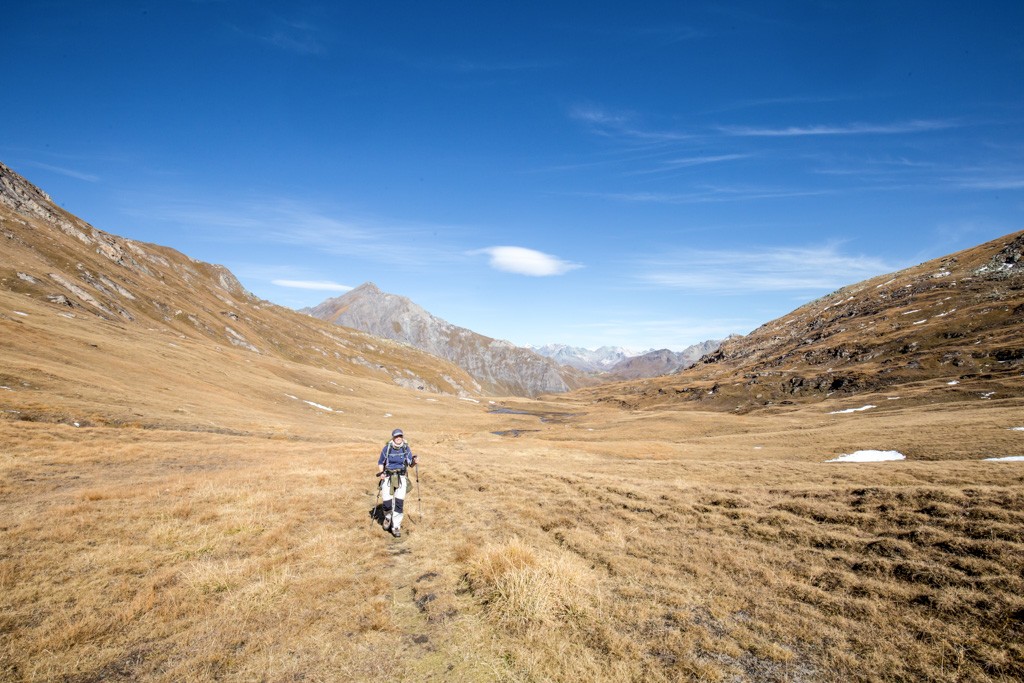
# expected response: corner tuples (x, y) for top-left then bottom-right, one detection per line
(574, 230), (1024, 411)
(303, 284), (590, 397)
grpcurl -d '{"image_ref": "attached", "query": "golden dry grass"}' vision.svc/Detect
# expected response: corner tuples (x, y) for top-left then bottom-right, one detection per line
(3, 279), (1024, 682)
(3, 390), (1023, 682)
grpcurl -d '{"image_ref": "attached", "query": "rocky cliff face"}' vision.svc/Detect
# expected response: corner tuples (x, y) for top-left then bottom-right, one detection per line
(304, 283), (585, 397)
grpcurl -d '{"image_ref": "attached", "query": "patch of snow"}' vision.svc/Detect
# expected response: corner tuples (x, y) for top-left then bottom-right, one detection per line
(876, 278), (897, 288)
(73, 422), (80, 427)
(0, 386), (12, 391)
(13, 311), (28, 317)
(827, 450), (906, 463)
(901, 309), (921, 315)
(984, 456), (1024, 462)
(303, 400), (336, 412)
(384, 413), (392, 418)
(459, 397), (481, 403)
(887, 396), (901, 400)
(980, 392), (995, 399)
(285, 394), (298, 400)
(829, 405), (876, 414)
(1009, 427), (1024, 431)
(947, 380), (959, 386)
(934, 309), (956, 317)
(913, 319), (928, 325)
(932, 270), (951, 277)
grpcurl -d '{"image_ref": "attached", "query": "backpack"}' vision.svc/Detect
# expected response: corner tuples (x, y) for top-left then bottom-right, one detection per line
(383, 441), (414, 494)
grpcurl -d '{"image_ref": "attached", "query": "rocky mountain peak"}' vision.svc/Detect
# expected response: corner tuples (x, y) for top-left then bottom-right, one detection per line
(306, 283), (588, 397)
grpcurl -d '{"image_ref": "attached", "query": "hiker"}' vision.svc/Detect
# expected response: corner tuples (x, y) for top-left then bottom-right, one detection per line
(377, 428), (417, 537)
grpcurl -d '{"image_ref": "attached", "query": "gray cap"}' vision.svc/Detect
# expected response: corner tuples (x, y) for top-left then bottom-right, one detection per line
(392, 428), (404, 438)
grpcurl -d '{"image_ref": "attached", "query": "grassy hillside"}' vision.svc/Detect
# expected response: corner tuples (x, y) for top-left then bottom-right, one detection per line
(575, 230), (1024, 414)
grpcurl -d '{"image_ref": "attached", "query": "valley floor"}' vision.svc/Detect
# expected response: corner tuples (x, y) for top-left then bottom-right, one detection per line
(2, 396), (1023, 682)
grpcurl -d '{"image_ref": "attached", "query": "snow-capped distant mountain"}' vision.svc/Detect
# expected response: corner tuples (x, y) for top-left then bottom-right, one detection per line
(528, 344), (646, 372)
(606, 339), (723, 380)
(531, 340), (724, 379)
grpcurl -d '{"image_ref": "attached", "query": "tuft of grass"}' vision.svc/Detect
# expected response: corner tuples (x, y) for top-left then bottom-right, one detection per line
(467, 540), (599, 633)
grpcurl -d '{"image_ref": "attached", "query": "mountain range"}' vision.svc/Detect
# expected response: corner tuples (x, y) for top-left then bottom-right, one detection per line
(2, 157), (1022, 416)
(303, 287), (724, 394)
(302, 283), (592, 397)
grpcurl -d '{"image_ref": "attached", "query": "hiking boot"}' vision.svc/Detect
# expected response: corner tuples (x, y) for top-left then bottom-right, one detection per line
(392, 527), (401, 538)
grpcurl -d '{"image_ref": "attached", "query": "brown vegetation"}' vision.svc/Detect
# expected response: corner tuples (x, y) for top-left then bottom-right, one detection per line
(2, 165), (1023, 680)
(2, 353), (1023, 681)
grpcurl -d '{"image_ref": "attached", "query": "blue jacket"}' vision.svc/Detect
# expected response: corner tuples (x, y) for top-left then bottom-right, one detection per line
(378, 440), (415, 471)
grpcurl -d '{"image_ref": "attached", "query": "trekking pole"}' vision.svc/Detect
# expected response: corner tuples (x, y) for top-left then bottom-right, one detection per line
(371, 478), (381, 530)
(415, 461), (422, 520)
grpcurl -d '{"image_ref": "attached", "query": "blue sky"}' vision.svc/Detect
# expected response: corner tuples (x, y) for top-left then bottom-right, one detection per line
(3, 1), (1023, 351)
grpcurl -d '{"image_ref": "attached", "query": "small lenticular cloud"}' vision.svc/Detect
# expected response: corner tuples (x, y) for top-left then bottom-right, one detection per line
(272, 279), (353, 292)
(476, 246), (582, 277)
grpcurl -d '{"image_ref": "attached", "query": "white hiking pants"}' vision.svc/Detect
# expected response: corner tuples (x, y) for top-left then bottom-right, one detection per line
(381, 475), (408, 530)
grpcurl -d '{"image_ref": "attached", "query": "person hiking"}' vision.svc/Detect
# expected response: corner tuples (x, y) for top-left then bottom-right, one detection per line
(377, 428), (417, 537)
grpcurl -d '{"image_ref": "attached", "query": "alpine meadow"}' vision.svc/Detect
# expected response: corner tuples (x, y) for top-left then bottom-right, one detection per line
(2, 156), (1024, 683)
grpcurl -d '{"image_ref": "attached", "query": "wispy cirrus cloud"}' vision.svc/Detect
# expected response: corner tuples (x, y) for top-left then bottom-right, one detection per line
(954, 177), (1024, 190)
(718, 119), (958, 137)
(271, 279), (353, 292)
(625, 153), (751, 176)
(230, 16), (328, 56)
(593, 185), (832, 204)
(25, 161), (99, 182)
(638, 244), (900, 294)
(125, 196), (460, 267)
(569, 105), (695, 143)
(473, 246), (582, 276)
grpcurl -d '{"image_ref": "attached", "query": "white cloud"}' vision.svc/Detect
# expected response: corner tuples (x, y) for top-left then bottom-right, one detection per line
(638, 245), (899, 294)
(475, 246), (582, 277)
(271, 279), (353, 292)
